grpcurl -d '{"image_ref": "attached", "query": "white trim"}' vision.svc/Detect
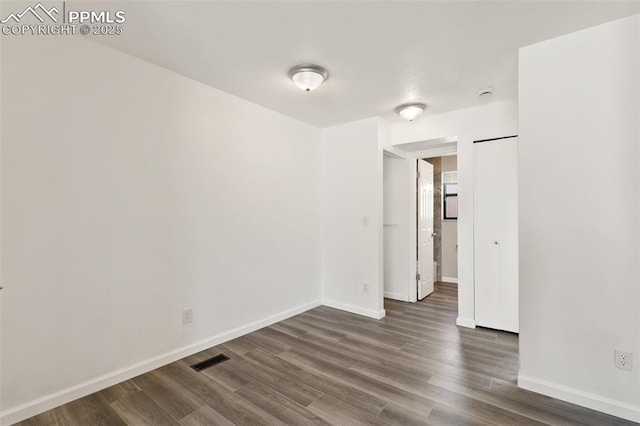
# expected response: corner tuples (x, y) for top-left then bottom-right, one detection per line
(408, 145), (458, 159)
(408, 159), (418, 302)
(0, 300), (321, 426)
(322, 299), (386, 319)
(394, 142), (458, 305)
(384, 291), (409, 301)
(392, 136), (457, 154)
(518, 374), (640, 423)
(382, 148), (406, 159)
(456, 316), (476, 329)
(382, 146), (407, 160)
(441, 277), (458, 284)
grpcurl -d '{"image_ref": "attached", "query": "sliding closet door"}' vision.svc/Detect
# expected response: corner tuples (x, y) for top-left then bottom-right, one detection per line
(474, 137), (518, 333)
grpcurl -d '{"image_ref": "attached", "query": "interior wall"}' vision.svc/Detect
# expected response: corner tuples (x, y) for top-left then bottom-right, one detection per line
(1, 35), (322, 422)
(321, 117), (385, 319)
(0, 27), (3, 421)
(518, 15), (640, 421)
(389, 100), (518, 328)
(440, 155), (458, 282)
(383, 154), (411, 301)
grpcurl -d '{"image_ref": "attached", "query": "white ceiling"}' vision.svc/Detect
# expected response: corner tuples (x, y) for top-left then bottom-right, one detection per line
(90, 1), (640, 128)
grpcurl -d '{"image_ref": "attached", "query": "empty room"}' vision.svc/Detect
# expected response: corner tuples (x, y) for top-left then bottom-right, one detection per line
(1, 1), (639, 425)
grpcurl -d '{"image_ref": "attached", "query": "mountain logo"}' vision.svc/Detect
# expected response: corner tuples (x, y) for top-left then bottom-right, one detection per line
(1, 2), (59, 24)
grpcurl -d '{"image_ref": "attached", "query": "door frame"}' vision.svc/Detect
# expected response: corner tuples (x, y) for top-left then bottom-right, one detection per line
(407, 151), (460, 302)
(405, 145), (458, 302)
(382, 138), (457, 304)
(417, 159), (435, 300)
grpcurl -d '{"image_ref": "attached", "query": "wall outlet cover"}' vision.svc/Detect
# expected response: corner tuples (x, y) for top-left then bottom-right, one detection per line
(182, 307), (193, 325)
(615, 350), (632, 371)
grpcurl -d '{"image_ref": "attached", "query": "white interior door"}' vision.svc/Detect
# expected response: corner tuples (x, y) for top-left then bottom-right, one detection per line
(417, 159), (434, 300)
(474, 138), (519, 332)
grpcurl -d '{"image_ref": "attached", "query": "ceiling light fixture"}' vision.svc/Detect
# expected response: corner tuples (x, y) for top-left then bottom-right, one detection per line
(288, 64), (329, 92)
(395, 102), (427, 122)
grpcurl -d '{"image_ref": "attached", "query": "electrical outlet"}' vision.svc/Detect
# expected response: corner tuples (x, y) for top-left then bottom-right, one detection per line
(363, 282), (369, 293)
(182, 307), (193, 325)
(362, 216), (370, 227)
(615, 350), (632, 371)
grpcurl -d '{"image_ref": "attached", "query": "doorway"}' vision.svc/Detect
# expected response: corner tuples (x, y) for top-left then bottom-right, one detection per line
(417, 159), (434, 300)
(419, 155), (458, 302)
(382, 138), (458, 307)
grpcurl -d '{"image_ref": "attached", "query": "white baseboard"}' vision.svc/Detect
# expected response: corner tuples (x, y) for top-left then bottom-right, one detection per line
(456, 316), (476, 329)
(384, 291), (409, 301)
(441, 277), (458, 284)
(518, 374), (640, 423)
(322, 299), (386, 319)
(0, 300), (321, 426)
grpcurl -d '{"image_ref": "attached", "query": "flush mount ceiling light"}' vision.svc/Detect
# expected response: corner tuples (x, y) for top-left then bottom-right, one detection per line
(395, 102), (427, 122)
(288, 64), (329, 92)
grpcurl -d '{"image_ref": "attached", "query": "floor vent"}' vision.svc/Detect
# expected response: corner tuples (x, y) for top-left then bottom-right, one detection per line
(190, 354), (230, 372)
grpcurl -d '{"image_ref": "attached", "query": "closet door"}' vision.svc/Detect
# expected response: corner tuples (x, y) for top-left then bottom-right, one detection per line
(474, 137), (519, 333)
(474, 141), (502, 330)
(497, 138), (519, 332)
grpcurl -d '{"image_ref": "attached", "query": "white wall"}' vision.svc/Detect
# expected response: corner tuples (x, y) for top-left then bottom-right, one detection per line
(390, 100), (518, 328)
(383, 154), (412, 301)
(0, 36), (322, 423)
(0, 26), (4, 419)
(440, 155), (458, 282)
(518, 15), (640, 422)
(321, 117), (385, 319)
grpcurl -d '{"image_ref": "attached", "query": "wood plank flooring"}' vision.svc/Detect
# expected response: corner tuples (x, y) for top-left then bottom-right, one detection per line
(16, 283), (635, 425)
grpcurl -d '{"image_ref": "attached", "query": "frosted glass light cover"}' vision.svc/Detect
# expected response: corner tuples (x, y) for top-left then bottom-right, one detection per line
(398, 105), (425, 121)
(395, 102), (427, 121)
(292, 71), (325, 91)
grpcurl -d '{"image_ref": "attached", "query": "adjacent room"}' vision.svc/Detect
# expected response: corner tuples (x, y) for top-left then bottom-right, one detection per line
(1, 1), (639, 425)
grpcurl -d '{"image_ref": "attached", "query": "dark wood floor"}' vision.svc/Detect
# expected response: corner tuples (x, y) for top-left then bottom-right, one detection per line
(17, 283), (635, 425)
